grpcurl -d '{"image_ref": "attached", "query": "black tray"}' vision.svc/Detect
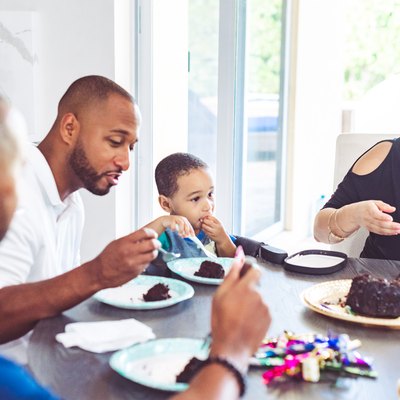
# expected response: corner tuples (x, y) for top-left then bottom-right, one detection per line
(283, 249), (347, 275)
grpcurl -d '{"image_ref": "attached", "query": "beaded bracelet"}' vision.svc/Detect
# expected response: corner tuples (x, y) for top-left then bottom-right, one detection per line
(201, 356), (246, 397)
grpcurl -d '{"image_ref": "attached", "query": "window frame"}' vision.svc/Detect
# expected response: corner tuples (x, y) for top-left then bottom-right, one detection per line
(134, 0), (289, 238)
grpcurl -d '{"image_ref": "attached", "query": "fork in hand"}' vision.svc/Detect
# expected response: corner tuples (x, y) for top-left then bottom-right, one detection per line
(158, 247), (181, 262)
(188, 236), (218, 259)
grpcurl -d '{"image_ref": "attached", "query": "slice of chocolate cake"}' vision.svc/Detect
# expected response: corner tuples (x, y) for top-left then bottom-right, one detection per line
(142, 283), (171, 302)
(176, 357), (205, 383)
(194, 260), (225, 279)
(345, 274), (400, 318)
(239, 262), (252, 278)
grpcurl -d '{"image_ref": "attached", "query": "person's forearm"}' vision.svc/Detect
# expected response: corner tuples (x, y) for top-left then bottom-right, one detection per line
(314, 208), (335, 243)
(170, 363), (240, 400)
(141, 217), (165, 236)
(0, 260), (101, 343)
(335, 204), (361, 233)
(314, 205), (359, 243)
(215, 235), (236, 257)
(172, 342), (249, 400)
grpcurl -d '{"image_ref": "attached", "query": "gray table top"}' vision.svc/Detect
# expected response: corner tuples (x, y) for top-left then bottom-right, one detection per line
(28, 258), (400, 400)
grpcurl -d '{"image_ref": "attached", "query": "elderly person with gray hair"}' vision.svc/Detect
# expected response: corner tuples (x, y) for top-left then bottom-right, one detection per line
(0, 122), (23, 241)
(0, 122), (59, 399)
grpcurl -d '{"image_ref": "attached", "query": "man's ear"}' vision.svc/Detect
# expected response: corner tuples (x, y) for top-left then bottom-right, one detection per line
(60, 113), (79, 145)
(158, 195), (173, 213)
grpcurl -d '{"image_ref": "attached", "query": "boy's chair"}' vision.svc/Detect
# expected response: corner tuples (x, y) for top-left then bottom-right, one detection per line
(330, 133), (399, 257)
(234, 236), (288, 264)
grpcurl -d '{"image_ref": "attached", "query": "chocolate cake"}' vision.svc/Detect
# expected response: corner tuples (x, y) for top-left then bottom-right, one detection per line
(176, 357), (205, 383)
(345, 274), (400, 318)
(142, 283), (171, 302)
(194, 260), (225, 279)
(239, 262), (252, 278)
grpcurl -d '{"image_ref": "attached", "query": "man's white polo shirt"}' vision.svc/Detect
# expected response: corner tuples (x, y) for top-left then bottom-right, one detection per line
(0, 144), (84, 363)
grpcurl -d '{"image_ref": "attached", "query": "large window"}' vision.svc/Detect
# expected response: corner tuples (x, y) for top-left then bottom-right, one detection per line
(136, 0), (287, 237)
(187, 1), (219, 174)
(342, 0), (400, 133)
(243, 0), (285, 236)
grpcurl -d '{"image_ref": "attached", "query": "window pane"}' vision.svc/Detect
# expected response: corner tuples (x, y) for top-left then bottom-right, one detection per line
(343, 0), (400, 134)
(187, 0), (219, 174)
(244, 0), (284, 236)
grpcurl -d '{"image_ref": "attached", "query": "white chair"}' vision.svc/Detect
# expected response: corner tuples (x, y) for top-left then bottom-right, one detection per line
(331, 133), (399, 257)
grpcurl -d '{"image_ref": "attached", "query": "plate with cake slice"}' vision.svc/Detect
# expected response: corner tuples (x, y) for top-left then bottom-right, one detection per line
(167, 257), (234, 285)
(109, 338), (208, 392)
(301, 276), (400, 329)
(93, 275), (194, 310)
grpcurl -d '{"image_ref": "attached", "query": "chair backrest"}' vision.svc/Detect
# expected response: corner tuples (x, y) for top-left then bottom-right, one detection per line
(331, 133), (399, 257)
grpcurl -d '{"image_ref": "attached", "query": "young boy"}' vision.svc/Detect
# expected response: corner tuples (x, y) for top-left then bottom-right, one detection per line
(144, 152), (236, 258)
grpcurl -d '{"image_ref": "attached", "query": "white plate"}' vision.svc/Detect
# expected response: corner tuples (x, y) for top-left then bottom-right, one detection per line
(167, 257), (234, 285)
(93, 275), (194, 310)
(110, 338), (208, 392)
(301, 279), (400, 329)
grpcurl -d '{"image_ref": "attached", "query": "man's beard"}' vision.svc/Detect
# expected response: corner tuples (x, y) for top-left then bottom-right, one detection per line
(69, 141), (111, 196)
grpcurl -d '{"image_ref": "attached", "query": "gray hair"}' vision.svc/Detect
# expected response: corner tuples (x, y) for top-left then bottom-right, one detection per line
(0, 122), (22, 171)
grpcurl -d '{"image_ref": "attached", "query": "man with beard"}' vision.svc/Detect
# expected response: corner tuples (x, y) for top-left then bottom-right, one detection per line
(0, 116), (271, 400)
(0, 76), (159, 364)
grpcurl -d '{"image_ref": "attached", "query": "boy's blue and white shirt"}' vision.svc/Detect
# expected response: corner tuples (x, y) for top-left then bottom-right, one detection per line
(158, 228), (236, 258)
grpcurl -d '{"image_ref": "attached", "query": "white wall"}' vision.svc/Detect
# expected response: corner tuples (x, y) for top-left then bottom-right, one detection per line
(0, 0), (129, 262)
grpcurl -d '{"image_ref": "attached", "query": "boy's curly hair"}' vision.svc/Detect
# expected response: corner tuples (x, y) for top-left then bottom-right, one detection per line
(155, 152), (208, 197)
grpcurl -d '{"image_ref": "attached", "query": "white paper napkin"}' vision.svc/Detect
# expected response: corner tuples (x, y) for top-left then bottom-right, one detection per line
(55, 318), (155, 353)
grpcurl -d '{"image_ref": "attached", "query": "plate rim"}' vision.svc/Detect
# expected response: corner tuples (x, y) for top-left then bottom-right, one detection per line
(167, 257), (234, 285)
(109, 337), (206, 392)
(93, 275), (194, 310)
(284, 249), (347, 275)
(301, 279), (400, 329)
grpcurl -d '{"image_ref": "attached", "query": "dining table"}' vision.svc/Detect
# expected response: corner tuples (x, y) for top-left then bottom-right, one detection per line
(28, 257), (400, 400)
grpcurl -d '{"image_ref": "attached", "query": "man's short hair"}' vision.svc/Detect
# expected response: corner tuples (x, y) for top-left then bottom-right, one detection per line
(58, 75), (134, 116)
(155, 152), (208, 197)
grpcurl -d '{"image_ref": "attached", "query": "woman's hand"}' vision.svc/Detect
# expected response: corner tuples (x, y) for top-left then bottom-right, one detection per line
(350, 200), (400, 235)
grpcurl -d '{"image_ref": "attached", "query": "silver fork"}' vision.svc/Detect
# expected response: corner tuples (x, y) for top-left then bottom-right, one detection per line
(188, 236), (218, 259)
(196, 332), (212, 359)
(158, 247), (181, 262)
(201, 332), (212, 351)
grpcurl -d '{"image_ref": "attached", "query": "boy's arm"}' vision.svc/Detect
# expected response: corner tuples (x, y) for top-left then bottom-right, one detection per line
(142, 217), (169, 236)
(201, 216), (236, 257)
(215, 234), (236, 258)
(142, 215), (195, 237)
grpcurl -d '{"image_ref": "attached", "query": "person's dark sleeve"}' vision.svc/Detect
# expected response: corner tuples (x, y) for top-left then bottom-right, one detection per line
(323, 171), (363, 210)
